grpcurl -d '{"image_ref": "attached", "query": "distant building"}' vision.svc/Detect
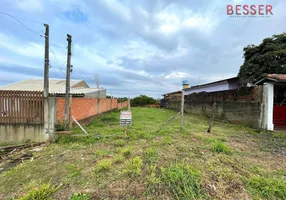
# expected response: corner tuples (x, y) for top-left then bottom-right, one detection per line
(183, 77), (240, 95)
(0, 78), (106, 98)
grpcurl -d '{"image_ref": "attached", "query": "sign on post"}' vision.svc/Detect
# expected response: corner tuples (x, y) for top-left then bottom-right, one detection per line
(120, 111), (132, 126)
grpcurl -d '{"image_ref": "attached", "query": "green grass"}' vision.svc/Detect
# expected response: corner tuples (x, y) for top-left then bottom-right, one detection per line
(19, 183), (59, 200)
(247, 175), (286, 199)
(120, 146), (132, 157)
(94, 159), (113, 173)
(123, 156), (143, 178)
(113, 139), (126, 147)
(66, 164), (81, 178)
(212, 141), (232, 154)
(71, 193), (89, 200)
(145, 147), (158, 163)
(161, 162), (202, 200)
(1, 107), (285, 199)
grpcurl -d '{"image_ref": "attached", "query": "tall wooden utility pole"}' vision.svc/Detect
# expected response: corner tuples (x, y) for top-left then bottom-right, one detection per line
(43, 24), (49, 98)
(64, 34), (72, 130)
(180, 90), (184, 131)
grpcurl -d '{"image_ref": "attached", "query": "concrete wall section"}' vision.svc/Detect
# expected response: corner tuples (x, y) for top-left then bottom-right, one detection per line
(0, 96), (56, 144)
(84, 89), (106, 98)
(165, 86), (263, 128)
(0, 124), (47, 144)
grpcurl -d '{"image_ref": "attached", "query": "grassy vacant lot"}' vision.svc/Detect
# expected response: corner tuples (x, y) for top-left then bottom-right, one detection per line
(1, 107), (286, 199)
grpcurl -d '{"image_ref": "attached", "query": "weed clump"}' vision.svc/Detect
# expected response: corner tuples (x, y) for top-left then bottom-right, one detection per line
(161, 136), (174, 145)
(94, 159), (112, 173)
(146, 165), (161, 194)
(123, 156), (143, 178)
(66, 164), (81, 178)
(94, 149), (108, 158)
(120, 146), (132, 157)
(212, 141), (232, 154)
(71, 192), (89, 200)
(19, 183), (59, 200)
(113, 154), (125, 163)
(247, 175), (286, 199)
(161, 163), (202, 200)
(145, 147), (158, 163)
(113, 139), (125, 147)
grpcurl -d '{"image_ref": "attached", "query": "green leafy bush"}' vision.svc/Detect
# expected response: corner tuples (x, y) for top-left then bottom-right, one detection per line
(123, 156), (143, 178)
(161, 163), (202, 200)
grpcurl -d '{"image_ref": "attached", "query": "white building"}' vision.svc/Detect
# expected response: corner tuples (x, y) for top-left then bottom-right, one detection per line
(0, 78), (106, 98)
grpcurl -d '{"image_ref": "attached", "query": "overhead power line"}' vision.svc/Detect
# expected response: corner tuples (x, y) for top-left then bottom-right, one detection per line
(0, 11), (44, 37)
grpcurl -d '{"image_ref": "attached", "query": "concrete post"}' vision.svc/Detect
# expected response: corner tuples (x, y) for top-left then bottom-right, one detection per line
(48, 97), (56, 140)
(97, 99), (100, 115)
(262, 82), (274, 130)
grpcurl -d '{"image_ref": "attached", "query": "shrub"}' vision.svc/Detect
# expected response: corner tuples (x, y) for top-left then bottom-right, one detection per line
(161, 163), (202, 200)
(19, 183), (59, 200)
(123, 156), (143, 178)
(94, 159), (112, 173)
(247, 175), (286, 199)
(212, 141), (232, 154)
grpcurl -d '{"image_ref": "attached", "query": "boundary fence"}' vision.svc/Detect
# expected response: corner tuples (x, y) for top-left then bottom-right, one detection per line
(0, 90), (44, 124)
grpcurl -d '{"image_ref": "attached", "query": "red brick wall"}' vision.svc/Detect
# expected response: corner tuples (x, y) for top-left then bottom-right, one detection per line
(118, 101), (128, 109)
(56, 98), (128, 122)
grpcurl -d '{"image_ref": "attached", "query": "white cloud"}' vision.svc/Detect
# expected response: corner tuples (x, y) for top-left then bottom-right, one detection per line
(164, 72), (189, 79)
(15, 0), (43, 12)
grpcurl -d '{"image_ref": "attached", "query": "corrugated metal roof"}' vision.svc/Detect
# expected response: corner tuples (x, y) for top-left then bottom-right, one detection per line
(0, 78), (84, 93)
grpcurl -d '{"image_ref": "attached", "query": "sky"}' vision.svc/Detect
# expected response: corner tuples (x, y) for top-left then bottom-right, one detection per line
(0, 0), (285, 98)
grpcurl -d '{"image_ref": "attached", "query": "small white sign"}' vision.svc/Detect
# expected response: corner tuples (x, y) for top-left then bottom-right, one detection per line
(120, 111), (132, 126)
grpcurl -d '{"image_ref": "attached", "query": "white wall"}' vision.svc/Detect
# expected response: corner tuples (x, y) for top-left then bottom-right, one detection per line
(262, 82), (274, 130)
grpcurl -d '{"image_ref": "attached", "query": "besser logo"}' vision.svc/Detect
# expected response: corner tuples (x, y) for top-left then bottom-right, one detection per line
(227, 4), (273, 17)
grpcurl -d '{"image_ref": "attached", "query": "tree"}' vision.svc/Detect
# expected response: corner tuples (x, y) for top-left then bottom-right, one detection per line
(131, 95), (157, 106)
(238, 33), (286, 84)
